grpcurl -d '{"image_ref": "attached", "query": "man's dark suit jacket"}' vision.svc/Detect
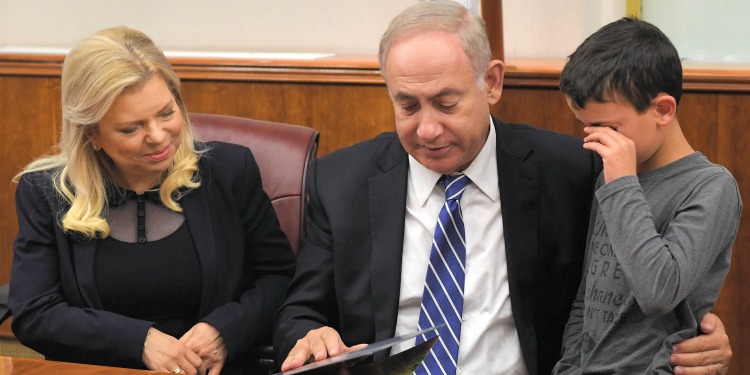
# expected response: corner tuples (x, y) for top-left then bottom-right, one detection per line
(274, 118), (602, 374)
(10, 142), (296, 372)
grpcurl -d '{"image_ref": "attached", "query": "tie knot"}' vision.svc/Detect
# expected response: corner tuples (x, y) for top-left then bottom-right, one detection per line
(443, 174), (469, 201)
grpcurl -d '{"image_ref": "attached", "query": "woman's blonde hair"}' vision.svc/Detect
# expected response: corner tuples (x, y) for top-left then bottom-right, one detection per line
(15, 25), (200, 239)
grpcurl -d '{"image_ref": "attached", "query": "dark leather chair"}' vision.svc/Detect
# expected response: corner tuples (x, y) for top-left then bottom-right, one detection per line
(189, 113), (319, 255)
(190, 113), (318, 372)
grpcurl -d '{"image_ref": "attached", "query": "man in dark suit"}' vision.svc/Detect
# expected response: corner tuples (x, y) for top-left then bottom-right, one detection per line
(274, 1), (732, 374)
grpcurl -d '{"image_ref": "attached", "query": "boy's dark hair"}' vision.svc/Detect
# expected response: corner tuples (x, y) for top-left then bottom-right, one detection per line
(560, 17), (682, 113)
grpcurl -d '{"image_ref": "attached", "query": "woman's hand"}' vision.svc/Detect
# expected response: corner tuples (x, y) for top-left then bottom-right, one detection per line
(180, 322), (228, 375)
(142, 327), (203, 374)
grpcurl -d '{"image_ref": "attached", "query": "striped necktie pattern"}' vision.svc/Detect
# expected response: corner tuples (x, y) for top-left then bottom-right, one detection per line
(415, 173), (469, 375)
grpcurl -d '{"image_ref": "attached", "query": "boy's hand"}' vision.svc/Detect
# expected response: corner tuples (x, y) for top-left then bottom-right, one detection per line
(582, 126), (637, 183)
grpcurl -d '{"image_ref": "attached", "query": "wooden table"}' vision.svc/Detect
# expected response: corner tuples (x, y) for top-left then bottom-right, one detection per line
(0, 356), (161, 374)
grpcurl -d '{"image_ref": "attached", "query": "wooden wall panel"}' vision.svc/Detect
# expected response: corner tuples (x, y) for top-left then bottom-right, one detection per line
(0, 75), (62, 338)
(180, 81), (395, 155)
(0, 76), (62, 285)
(714, 94), (750, 370)
(493, 87), (579, 134)
(1, 57), (749, 373)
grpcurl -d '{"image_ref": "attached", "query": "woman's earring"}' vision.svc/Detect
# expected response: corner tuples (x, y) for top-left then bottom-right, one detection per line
(92, 144), (101, 151)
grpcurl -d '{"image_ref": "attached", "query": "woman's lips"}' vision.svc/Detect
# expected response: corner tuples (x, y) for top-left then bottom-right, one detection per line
(146, 146), (171, 161)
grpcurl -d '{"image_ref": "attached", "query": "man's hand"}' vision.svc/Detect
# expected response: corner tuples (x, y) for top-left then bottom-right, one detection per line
(280, 327), (366, 372)
(582, 126), (637, 184)
(671, 312), (731, 375)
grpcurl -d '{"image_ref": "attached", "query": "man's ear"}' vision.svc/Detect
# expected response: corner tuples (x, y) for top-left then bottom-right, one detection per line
(485, 60), (505, 105)
(653, 93), (677, 126)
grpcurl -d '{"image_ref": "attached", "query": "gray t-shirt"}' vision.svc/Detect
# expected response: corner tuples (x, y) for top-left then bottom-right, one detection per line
(553, 152), (742, 374)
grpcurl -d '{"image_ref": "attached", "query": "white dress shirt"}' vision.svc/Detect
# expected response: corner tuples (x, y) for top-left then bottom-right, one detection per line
(391, 119), (529, 375)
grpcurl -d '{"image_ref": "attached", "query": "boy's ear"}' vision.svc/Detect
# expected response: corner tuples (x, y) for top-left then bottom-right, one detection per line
(653, 93), (677, 126)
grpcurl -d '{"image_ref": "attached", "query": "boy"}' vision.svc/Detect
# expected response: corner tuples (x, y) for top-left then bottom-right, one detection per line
(553, 18), (742, 374)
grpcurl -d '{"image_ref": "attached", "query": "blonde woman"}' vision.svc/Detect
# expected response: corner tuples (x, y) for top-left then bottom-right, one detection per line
(8, 26), (295, 375)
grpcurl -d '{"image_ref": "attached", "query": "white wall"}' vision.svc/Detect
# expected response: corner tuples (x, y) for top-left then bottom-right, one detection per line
(0, 0), (414, 54)
(0, 0), (8, 47)
(0, 0), (606, 57)
(503, 0), (750, 62)
(1, 0), (747, 62)
(643, 0), (750, 62)
(502, 0), (624, 59)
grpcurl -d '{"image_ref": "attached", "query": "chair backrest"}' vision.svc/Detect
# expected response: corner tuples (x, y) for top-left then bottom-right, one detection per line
(189, 113), (319, 254)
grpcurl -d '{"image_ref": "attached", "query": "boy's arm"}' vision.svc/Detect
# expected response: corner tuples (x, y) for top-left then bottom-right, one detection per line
(671, 312), (731, 375)
(583, 127), (737, 374)
(596, 173), (740, 315)
(583, 126), (742, 314)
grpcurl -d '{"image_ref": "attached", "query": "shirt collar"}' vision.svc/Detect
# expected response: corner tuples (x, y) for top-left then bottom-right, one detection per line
(408, 116), (500, 206)
(105, 182), (163, 207)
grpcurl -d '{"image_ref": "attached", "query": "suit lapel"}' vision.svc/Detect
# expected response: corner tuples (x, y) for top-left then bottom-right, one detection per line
(369, 138), (409, 349)
(182, 180), (218, 317)
(495, 120), (540, 281)
(72, 239), (103, 308)
(494, 118), (541, 373)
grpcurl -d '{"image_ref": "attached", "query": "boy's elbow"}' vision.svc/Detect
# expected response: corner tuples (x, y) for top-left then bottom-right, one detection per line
(635, 274), (683, 316)
(637, 293), (679, 316)
(639, 302), (673, 317)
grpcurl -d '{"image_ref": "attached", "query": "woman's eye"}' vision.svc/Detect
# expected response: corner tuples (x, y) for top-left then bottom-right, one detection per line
(119, 126), (138, 134)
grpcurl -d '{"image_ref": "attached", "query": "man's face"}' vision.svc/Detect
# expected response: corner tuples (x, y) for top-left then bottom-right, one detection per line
(385, 31), (501, 175)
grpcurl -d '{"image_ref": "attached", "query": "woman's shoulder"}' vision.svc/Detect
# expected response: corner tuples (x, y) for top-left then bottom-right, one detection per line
(195, 141), (259, 181)
(16, 168), (59, 192)
(196, 140), (253, 162)
(15, 168), (68, 213)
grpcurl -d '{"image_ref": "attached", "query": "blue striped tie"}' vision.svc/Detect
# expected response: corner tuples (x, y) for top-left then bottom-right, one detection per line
(415, 173), (469, 375)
